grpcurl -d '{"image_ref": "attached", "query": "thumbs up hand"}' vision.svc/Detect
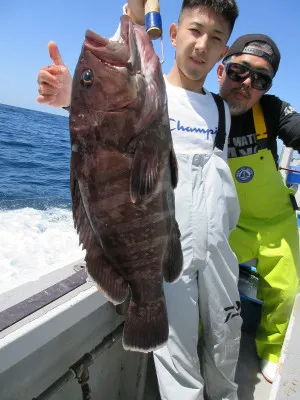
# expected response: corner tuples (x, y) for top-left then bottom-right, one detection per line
(37, 42), (72, 108)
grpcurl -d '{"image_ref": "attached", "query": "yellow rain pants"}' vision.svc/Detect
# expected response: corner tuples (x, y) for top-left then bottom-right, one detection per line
(228, 103), (300, 363)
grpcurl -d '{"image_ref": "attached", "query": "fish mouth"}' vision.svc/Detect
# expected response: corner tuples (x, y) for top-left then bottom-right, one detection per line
(84, 15), (137, 71)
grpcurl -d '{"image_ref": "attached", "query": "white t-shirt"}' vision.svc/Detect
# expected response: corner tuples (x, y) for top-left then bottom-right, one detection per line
(164, 76), (230, 160)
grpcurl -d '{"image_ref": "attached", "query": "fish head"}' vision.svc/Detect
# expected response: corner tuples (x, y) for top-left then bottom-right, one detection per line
(70, 15), (166, 138)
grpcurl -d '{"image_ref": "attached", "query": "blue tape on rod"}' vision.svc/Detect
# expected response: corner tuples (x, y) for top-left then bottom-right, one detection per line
(145, 11), (162, 38)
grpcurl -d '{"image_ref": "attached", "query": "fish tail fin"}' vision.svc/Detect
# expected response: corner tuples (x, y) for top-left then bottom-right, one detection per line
(123, 299), (169, 352)
(163, 222), (183, 283)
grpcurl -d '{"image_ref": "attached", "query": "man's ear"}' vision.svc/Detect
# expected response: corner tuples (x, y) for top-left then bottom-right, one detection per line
(215, 45), (228, 66)
(169, 23), (178, 47)
(217, 64), (225, 82)
(222, 45), (229, 58)
(218, 45), (228, 63)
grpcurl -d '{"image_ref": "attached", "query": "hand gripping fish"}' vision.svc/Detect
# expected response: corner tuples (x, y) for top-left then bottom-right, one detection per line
(69, 15), (183, 352)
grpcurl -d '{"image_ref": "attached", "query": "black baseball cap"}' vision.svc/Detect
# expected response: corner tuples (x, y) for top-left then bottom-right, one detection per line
(223, 34), (281, 75)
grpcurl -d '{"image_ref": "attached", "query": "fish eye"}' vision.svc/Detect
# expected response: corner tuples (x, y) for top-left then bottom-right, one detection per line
(80, 69), (94, 88)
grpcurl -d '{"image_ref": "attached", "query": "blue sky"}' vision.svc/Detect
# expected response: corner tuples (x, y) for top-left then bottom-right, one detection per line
(1, 0), (299, 120)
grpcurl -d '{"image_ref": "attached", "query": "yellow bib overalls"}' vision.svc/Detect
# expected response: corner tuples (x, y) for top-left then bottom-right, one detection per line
(228, 102), (300, 363)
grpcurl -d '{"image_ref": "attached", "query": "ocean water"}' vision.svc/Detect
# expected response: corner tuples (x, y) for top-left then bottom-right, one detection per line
(0, 103), (85, 294)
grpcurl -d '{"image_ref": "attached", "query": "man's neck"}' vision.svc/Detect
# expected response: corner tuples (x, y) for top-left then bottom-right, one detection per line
(166, 64), (206, 94)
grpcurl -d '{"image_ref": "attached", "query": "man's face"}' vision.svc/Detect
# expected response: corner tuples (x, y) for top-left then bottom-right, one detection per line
(217, 54), (274, 115)
(170, 6), (230, 89)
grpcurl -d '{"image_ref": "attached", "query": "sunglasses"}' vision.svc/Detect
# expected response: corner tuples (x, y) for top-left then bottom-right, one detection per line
(225, 62), (273, 91)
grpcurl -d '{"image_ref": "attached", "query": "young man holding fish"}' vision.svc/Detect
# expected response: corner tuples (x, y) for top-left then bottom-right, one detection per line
(37, 1), (241, 399)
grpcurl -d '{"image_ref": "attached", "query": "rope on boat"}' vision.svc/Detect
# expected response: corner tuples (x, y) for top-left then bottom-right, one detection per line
(279, 166), (300, 174)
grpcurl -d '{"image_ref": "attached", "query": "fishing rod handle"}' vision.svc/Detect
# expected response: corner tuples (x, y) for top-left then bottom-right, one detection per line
(145, 0), (162, 40)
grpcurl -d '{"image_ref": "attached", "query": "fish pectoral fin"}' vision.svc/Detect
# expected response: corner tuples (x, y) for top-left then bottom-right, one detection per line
(71, 173), (129, 304)
(130, 138), (161, 204)
(163, 222), (183, 283)
(170, 147), (179, 189)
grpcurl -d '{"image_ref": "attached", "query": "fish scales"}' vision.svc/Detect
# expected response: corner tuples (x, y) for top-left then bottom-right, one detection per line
(69, 15), (183, 352)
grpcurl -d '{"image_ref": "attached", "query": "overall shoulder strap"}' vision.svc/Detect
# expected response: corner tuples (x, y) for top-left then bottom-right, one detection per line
(252, 101), (268, 140)
(211, 93), (226, 151)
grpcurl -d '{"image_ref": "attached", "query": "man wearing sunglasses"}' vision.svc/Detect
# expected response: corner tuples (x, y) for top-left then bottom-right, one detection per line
(217, 34), (300, 383)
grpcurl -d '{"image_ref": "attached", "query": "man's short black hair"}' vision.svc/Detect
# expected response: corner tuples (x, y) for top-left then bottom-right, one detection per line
(179, 0), (239, 35)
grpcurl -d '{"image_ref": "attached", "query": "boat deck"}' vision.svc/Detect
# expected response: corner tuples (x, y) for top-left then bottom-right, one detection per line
(1, 258), (298, 400)
(236, 332), (272, 399)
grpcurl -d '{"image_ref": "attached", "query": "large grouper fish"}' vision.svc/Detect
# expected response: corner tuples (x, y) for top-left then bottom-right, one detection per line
(69, 15), (183, 352)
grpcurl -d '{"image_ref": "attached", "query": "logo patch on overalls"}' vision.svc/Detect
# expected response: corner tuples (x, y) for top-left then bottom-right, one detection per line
(235, 166), (254, 183)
